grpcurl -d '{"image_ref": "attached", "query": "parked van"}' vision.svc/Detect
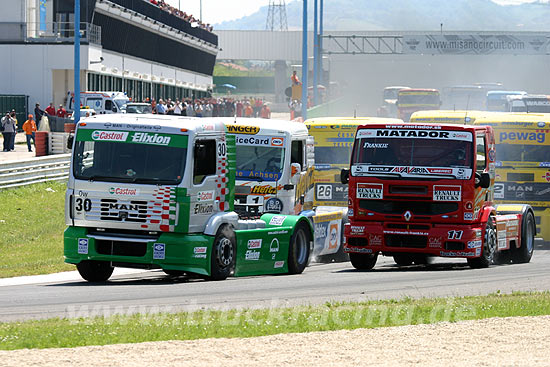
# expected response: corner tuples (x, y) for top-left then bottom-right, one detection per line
(66, 91), (129, 114)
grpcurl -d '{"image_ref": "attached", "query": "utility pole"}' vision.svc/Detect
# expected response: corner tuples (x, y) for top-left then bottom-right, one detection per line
(313, 0), (318, 106)
(301, 0), (307, 120)
(74, 0), (80, 123)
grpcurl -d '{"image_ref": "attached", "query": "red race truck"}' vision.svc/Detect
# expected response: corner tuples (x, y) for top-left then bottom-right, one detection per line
(341, 122), (535, 270)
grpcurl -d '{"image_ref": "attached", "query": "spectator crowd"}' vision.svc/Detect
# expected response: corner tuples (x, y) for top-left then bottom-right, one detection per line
(149, 0), (213, 32)
(149, 97), (271, 119)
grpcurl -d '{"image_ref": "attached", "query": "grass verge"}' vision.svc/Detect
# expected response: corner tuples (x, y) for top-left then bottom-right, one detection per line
(0, 181), (72, 278)
(1, 291), (549, 350)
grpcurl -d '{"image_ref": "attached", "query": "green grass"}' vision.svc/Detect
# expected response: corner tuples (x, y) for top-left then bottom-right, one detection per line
(0, 181), (73, 278)
(1, 292), (549, 350)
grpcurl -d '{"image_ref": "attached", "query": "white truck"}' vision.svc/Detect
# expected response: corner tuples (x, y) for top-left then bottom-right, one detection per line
(206, 117), (347, 261)
(66, 91), (130, 115)
(64, 115), (313, 281)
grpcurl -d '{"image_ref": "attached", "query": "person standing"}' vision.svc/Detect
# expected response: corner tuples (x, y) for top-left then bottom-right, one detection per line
(34, 103), (45, 130)
(45, 102), (56, 116)
(56, 104), (67, 118)
(1, 111), (16, 152)
(22, 114), (37, 152)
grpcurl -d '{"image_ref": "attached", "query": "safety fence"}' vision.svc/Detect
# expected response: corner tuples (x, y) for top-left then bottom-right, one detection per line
(0, 154), (70, 190)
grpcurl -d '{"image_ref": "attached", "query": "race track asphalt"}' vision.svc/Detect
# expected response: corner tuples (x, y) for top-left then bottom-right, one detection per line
(0, 243), (548, 322)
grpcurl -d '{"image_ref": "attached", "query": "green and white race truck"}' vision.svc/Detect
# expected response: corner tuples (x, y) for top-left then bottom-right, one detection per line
(209, 117), (348, 261)
(64, 114), (313, 281)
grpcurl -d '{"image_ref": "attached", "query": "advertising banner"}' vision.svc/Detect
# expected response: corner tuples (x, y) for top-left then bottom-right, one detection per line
(403, 34), (550, 55)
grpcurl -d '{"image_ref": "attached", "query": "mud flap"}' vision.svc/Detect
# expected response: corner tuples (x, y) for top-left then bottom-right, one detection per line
(233, 226), (292, 276)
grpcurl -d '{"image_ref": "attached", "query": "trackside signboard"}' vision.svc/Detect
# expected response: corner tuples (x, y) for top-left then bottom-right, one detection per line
(403, 34), (550, 55)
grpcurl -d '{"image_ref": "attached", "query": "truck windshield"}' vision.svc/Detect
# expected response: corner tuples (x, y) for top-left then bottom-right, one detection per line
(495, 144), (548, 164)
(73, 140), (187, 184)
(352, 129), (473, 178)
(398, 94), (439, 105)
(236, 146), (284, 181)
(315, 146), (351, 165)
(512, 99), (550, 113)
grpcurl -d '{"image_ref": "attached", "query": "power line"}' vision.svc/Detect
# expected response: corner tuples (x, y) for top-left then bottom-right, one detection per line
(266, 0), (288, 31)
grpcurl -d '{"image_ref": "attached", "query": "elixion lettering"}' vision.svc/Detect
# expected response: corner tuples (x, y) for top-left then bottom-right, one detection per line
(132, 132), (172, 145)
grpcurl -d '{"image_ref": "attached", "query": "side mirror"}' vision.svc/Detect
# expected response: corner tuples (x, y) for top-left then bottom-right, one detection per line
(67, 134), (74, 150)
(340, 169), (349, 184)
(475, 172), (491, 189)
(290, 162), (301, 185)
(112, 106), (118, 112)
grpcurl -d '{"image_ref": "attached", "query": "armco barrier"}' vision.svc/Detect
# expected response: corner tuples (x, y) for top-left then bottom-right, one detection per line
(0, 154), (70, 189)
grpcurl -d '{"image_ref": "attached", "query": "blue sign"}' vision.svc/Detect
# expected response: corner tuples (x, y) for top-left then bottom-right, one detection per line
(39, 0), (47, 32)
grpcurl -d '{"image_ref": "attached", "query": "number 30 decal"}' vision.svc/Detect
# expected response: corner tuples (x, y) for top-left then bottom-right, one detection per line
(75, 198), (92, 212)
(217, 142), (226, 157)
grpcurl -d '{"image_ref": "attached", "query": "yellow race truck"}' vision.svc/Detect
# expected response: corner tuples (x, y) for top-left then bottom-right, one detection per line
(473, 113), (550, 242)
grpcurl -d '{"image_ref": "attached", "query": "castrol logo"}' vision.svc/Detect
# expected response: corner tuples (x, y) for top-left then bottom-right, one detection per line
(92, 130), (128, 141)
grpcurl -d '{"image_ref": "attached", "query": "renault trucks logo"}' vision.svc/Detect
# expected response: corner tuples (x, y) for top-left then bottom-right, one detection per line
(92, 130), (128, 141)
(132, 132), (171, 146)
(109, 187), (139, 196)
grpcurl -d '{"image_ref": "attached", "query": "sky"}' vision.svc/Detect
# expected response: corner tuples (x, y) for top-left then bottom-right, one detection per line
(164, 0), (538, 25)
(164, 0), (273, 25)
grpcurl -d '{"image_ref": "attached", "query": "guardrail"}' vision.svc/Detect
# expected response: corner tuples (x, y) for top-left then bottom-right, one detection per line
(0, 154), (70, 190)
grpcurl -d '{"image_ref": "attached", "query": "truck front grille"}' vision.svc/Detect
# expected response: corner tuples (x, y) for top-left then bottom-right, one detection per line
(385, 234), (427, 248)
(360, 200), (458, 216)
(96, 240), (147, 257)
(99, 199), (148, 222)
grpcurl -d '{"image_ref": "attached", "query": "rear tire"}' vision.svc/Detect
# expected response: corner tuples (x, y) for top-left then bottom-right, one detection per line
(393, 253), (413, 266)
(468, 218), (497, 269)
(76, 260), (114, 282)
(512, 211), (535, 264)
(350, 252), (378, 270)
(288, 222), (311, 274)
(209, 225), (236, 281)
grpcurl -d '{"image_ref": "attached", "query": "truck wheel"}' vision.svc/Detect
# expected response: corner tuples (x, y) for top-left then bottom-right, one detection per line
(512, 211), (535, 264)
(393, 253), (413, 266)
(288, 221), (311, 274)
(209, 225), (236, 281)
(349, 253), (378, 270)
(76, 260), (114, 282)
(467, 218), (497, 269)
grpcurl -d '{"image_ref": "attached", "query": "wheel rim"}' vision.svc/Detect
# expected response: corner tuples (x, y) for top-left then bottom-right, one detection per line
(295, 229), (308, 265)
(216, 237), (233, 268)
(485, 225), (497, 263)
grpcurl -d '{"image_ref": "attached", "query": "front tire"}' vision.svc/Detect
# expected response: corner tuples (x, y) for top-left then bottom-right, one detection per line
(468, 218), (497, 269)
(76, 260), (114, 282)
(209, 225), (236, 281)
(512, 211), (535, 264)
(349, 252), (378, 270)
(288, 221), (311, 274)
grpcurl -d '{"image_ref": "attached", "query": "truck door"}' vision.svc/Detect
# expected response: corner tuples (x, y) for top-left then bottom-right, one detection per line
(187, 136), (225, 233)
